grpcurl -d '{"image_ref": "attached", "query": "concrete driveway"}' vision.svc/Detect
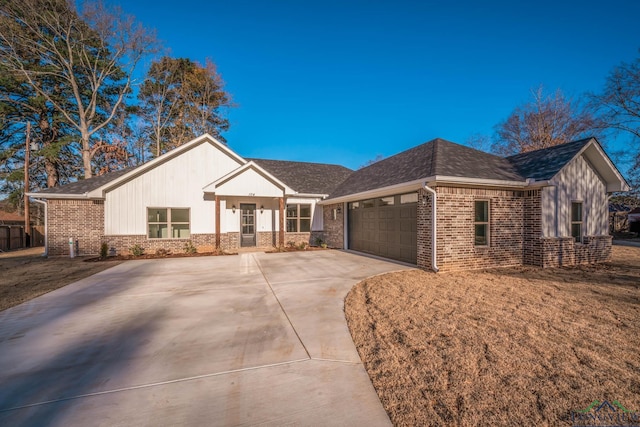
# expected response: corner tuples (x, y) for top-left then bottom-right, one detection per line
(0, 250), (411, 426)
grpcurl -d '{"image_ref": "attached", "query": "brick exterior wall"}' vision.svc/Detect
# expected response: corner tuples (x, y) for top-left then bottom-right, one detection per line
(284, 232), (312, 247)
(48, 199), (104, 256)
(540, 235), (612, 267)
(417, 188), (433, 270)
(103, 234), (217, 255)
(47, 194), (612, 269)
(523, 190), (543, 267)
(322, 203), (344, 248)
(434, 186), (525, 272)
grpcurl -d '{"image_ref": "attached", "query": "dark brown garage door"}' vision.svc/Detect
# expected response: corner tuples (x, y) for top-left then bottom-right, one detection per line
(348, 193), (418, 264)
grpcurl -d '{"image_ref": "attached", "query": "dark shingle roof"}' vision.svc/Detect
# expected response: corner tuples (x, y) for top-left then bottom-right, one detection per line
(329, 138), (523, 198)
(506, 138), (591, 181)
(249, 158), (353, 194)
(34, 168), (133, 195)
(31, 138), (594, 199)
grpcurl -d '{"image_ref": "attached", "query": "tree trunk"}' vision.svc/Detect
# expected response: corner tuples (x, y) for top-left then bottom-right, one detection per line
(81, 129), (93, 179)
(38, 114), (59, 187)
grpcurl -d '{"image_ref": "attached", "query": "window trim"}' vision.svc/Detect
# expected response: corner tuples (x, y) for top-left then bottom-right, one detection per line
(474, 199), (490, 247)
(286, 203), (312, 232)
(571, 201), (583, 243)
(147, 207), (191, 239)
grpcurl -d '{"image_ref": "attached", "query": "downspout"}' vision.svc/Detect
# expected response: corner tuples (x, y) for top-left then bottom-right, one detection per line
(422, 182), (439, 272)
(31, 198), (48, 257)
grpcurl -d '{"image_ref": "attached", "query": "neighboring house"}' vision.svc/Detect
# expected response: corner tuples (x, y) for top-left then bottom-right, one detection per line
(28, 134), (628, 272)
(0, 209), (25, 226)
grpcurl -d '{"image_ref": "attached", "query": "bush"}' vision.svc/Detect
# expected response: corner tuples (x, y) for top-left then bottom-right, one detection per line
(129, 244), (144, 257)
(287, 240), (297, 249)
(298, 241), (308, 250)
(314, 237), (325, 247)
(156, 248), (170, 256)
(100, 242), (109, 259)
(184, 240), (197, 254)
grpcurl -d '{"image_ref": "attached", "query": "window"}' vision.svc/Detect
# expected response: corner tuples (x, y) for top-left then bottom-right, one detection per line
(362, 199), (375, 208)
(571, 202), (583, 243)
(286, 204), (311, 232)
(148, 208), (190, 239)
(348, 202), (360, 210)
(474, 200), (489, 246)
(379, 196), (395, 206)
(400, 193), (418, 204)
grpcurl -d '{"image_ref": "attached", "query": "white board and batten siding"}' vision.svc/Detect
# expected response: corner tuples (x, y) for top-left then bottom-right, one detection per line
(214, 167), (284, 198)
(541, 154), (609, 238)
(104, 142), (242, 235)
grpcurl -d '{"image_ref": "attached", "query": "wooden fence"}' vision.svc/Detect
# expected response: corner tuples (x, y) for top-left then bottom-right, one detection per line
(0, 225), (45, 251)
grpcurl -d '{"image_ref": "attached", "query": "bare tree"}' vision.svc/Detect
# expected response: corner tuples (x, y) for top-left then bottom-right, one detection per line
(138, 56), (230, 157)
(591, 54), (640, 141)
(492, 86), (598, 155)
(465, 133), (492, 152)
(590, 52), (640, 194)
(0, 0), (156, 178)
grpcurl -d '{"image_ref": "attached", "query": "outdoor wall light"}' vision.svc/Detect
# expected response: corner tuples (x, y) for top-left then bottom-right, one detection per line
(336, 206), (342, 214)
(260, 205), (264, 213)
(232, 205), (236, 213)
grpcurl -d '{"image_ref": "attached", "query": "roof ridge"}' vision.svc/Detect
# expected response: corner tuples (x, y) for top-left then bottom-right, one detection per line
(430, 139), (438, 175)
(249, 157), (353, 170)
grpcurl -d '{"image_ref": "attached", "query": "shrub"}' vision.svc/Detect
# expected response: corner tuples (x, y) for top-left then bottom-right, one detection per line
(156, 248), (169, 256)
(298, 241), (308, 250)
(287, 240), (297, 249)
(100, 242), (109, 259)
(184, 240), (197, 254)
(314, 237), (325, 247)
(129, 244), (144, 257)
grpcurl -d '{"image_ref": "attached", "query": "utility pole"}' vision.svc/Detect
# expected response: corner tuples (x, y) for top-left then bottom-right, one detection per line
(24, 122), (31, 248)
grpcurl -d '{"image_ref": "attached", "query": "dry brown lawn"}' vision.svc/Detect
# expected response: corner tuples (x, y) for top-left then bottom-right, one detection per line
(0, 247), (121, 312)
(346, 245), (640, 426)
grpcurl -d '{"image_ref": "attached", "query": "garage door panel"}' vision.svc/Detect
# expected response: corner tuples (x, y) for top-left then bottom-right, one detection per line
(348, 195), (417, 264)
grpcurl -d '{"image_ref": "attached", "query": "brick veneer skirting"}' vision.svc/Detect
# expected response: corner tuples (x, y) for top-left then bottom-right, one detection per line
(539, 235), (612, 267)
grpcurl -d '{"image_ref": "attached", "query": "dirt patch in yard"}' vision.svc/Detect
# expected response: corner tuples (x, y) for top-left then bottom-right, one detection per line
(345, 246), (640, 426)
(0, 248), (121, 312)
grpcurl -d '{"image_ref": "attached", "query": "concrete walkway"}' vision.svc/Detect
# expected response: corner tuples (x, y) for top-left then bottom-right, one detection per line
(0, 250), (411, 426)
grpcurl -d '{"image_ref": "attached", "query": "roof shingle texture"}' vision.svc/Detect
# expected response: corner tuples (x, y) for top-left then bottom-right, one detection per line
(34, 168), (132, 195)
(329, 138), (523, 198)
(249, 158), (353, 195)
(328, 138), (593, 199)
(506, 138), (591, 181)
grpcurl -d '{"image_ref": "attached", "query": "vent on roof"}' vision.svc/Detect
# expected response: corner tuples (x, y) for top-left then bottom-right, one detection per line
(92, 200), (104, 205)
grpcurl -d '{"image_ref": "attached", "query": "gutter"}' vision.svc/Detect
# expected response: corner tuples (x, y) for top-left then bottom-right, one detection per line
(422, 182), (439, 272)
(30, 198), (48, 257)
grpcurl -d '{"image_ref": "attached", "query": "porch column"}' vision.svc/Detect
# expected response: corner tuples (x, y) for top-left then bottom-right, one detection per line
(279, 197), (285, 247)
(215, 196), (221, 249)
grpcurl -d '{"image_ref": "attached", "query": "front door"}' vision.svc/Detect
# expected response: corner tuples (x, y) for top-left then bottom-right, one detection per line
(240, 204), (256, 247)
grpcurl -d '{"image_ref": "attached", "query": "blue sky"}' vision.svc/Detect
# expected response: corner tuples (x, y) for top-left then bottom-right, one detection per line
(115, 0), (639, 170)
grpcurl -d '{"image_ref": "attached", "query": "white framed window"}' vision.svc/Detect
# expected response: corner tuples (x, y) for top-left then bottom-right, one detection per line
(286, 204), (311, 232)
(571, 202), (583, 243)
(474, 200), (490, 246)
(147, 208), (190, 239)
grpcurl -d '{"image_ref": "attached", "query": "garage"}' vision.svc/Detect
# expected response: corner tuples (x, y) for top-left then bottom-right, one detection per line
(348, 192), (418, 264)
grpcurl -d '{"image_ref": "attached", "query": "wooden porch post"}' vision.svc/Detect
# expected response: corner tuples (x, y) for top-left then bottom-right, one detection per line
(215, 196), (221, 249)
(279, 197), (285, 247)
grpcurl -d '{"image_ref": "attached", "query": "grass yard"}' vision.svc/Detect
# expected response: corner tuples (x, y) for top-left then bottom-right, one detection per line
(0, 248), (121, 312)
(346, 245), (640, 426)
